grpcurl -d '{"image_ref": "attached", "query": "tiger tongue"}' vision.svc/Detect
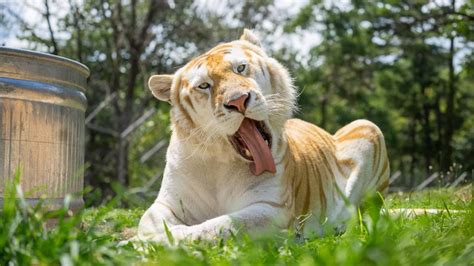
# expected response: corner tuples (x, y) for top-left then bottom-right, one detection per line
(237, 118), (276, 176)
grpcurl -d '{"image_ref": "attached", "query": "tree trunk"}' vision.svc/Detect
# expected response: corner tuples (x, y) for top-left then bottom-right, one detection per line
(117, 137), (129, 186)
(434, 92), (444, 168)
(421, 89), (432, 176)
(320, 91), (328, 128)
(70, 1), (83, 62)
(443, 34), (456, 176)
(409, 116), (418, 187)
(44, 0), (58, 55)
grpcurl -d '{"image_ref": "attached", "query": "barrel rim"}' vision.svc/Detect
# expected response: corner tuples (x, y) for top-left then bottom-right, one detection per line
(0, 77), (88, 111)
(0, 47), (90, 77)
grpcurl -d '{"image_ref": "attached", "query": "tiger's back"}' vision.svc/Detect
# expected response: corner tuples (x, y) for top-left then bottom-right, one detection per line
(281, 118), (389, 231)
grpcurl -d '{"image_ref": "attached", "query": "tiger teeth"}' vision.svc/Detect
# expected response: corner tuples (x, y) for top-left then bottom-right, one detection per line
(244, 149), (251, 157)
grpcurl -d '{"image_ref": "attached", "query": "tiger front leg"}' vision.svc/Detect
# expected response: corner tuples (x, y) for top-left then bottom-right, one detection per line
(137, 201), (189, 242)
(161, 202), (287, 243)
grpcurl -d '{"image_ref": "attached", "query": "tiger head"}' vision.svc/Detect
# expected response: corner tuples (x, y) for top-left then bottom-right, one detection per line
(148, 29), (296, 176)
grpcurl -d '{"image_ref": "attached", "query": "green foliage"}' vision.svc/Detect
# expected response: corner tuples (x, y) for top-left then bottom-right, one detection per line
(386, 186), (472, 210)
(0, 172), (126, 264)
(286, 0), (474, 186)
(1, 179), (473, 265)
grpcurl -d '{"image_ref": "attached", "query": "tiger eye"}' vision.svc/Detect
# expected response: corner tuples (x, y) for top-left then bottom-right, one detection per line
(237, 64), (246, 73)
(198, 82), (211, 90)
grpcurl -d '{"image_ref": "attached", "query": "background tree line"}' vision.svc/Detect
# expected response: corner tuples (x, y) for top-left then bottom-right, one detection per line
(1, 0), (472, 206)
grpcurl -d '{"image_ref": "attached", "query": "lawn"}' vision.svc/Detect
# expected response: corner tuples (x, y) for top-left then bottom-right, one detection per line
(1, 185), (473, 265)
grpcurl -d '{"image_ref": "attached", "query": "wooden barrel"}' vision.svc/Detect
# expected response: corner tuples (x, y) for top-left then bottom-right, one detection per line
(0, 48), (89, 211)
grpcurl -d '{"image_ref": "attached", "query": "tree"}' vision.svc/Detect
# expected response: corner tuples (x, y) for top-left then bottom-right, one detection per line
(288, 0), (474, 185)
(8, 0), (282, 204)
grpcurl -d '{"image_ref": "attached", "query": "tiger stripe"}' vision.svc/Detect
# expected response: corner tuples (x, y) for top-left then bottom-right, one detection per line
(282, 118), (389, 228)
(141, 30), (390, 242)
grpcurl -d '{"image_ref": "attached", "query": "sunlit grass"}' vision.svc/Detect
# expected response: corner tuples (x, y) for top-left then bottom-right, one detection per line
(386, 185), (472, 209)
(1, 179), (473, 265)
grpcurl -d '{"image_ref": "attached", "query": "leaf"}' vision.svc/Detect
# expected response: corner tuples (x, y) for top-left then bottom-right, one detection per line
(163, 220), (175, 245)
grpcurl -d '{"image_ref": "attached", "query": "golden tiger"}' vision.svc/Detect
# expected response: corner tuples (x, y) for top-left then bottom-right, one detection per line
(137, 29), (389, 242)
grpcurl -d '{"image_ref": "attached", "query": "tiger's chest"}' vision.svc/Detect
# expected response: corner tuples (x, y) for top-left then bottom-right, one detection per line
(161, 150), (283, 225)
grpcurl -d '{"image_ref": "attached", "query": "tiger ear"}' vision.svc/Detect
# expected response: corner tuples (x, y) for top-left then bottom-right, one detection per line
(240, 28), (261, 47)
(148, 74), (173, 102)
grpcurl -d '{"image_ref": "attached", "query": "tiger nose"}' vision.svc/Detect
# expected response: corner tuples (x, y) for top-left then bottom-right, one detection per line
(224, 93), (250, 114)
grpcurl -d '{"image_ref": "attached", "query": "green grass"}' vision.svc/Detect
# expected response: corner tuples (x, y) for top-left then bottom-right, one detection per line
(386, 186), (472, 210)
(1, 182), (473, 265)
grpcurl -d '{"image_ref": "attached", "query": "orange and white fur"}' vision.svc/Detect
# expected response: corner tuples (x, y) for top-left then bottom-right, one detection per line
(137, 29), (389, 242)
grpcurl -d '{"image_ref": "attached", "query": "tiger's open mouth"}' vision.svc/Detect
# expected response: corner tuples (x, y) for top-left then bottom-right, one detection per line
(229, 118), (276, 176)
(230, 120), (272, 160)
